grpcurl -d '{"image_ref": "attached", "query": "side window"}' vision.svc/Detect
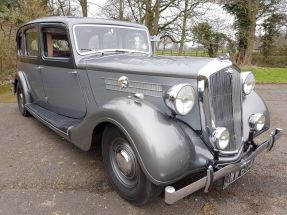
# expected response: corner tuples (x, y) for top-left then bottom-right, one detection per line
(42, 27), (70, 58)
(25, 28), (39, 57)
(17, 33), (25, 56)
(124, 31), (148, 52)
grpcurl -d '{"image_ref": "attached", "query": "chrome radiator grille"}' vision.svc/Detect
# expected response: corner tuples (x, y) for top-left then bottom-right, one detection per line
(200, 67), (242, 152)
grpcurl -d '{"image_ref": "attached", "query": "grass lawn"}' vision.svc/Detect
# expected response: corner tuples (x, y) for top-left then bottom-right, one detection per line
(0, 84), (16, 103)
(240, 67), (287, 84)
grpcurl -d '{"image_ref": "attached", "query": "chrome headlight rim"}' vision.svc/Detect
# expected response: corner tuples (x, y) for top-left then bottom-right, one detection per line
(249, 113), (266, 131)
(211, 127), (230, 150)
(164, 83), (196, 116)
(241, 71), (255, 95)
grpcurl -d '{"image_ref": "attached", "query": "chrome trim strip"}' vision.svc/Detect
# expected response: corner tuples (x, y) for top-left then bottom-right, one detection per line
(104, 78), (163, 97)
(232, 69), (243, 150)
(164, 128), (283, 205)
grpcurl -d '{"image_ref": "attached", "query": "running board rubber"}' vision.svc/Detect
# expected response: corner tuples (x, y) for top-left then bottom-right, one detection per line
(25, 103), (82, 134)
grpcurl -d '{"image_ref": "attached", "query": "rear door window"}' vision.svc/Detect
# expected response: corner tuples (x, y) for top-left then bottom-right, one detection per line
(42, 27), (70, 58)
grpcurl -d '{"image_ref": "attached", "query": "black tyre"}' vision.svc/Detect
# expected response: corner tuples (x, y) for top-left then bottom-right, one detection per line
(16, 84), (29, 117)
(102, 125), (162, 206)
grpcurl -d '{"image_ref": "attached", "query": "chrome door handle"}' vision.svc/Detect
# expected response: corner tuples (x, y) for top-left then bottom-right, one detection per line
(68, 71), (78, 75)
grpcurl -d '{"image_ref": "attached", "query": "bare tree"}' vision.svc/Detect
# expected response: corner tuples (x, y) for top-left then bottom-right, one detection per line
(119, 0), (124, 20)
(79, 0), (88, 17)
(47, 0), (76, 16)
(178, 0), (203, 54)
(100, 0), (182, 36)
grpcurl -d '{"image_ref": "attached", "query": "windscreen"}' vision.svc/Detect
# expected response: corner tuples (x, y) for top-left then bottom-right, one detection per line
(74, 25), (150, 54)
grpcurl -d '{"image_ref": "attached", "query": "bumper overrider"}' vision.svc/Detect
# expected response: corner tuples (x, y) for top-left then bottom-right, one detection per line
(165, 128), (283, 204)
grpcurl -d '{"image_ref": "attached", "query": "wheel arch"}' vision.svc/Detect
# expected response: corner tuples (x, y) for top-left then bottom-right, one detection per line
(14, 71), (32, 104)
(13, 78), (18, 94)
(69, 97), (213, 185)
(91, 121), (114, 150)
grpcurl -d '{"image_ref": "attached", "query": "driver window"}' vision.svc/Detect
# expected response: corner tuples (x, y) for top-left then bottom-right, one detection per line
(125, 31), (148, 52)
(42, 27), (70, 58)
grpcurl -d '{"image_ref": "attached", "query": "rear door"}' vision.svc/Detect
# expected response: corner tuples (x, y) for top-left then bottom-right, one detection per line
(19, 25), (46, 106)
(39, 24), (86, 119)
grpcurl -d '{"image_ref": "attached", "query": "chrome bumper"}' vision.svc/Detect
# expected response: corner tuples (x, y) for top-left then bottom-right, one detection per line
(164, 128), (283, 204)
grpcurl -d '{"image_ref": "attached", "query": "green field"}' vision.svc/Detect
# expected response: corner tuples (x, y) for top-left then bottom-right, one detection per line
(157, 51), (287, 83)
(241, 67), (287, 84)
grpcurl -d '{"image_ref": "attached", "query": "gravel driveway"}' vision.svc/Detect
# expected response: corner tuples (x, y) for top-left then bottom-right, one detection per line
(0, 84), (286, 215)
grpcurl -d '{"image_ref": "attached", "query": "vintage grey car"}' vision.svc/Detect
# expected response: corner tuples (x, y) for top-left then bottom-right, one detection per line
(14, 17), (282, 205)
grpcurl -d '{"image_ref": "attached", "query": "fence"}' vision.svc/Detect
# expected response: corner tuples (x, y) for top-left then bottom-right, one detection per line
(157, 49), (210, 57)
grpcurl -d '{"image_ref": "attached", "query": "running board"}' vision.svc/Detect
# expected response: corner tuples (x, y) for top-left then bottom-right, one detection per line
(25, 103), (82, 134)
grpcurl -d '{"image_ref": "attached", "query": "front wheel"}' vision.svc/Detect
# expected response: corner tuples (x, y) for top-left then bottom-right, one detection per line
(102, 125), (162, 206)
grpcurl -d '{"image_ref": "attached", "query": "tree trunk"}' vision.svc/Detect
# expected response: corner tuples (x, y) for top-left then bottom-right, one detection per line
(79, 0), (88, 17)
(179, 0), (189, 55)
(153, 0), (160, 35)
(119, 0), (124, 20)
(138, 0), (144, 23)
(242, 1), (259, 65)
(144, 0), (153, 34)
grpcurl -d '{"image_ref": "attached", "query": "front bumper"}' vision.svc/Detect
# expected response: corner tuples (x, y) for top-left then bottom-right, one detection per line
(164, 128), (283, 204)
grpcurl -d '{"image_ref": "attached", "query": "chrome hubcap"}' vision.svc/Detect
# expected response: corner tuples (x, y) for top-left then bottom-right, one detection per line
(110, 138), (138, 187)
(115, 149), (134, 177)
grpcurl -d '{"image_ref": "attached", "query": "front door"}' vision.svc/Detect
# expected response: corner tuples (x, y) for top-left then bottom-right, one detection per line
(40, 24), (86, 119)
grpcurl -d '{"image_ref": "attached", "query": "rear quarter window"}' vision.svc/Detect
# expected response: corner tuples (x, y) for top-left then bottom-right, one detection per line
(17, 33), (25, 56)
(25, 28), (39, 57)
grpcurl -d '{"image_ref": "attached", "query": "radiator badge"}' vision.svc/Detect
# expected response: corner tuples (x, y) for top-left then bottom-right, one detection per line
(225, 68), (234, 78)
(118, 76), (129, 89)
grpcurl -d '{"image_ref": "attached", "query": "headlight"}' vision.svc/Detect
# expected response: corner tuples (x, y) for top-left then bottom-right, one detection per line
(165, 84), (195, 115)
(210, 127), (230, 150)
(249, 113), (265, 131)
(241, 72), (255, 95)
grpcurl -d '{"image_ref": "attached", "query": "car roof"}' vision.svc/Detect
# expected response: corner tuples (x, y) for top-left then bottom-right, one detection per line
(19, 16), (147, 30)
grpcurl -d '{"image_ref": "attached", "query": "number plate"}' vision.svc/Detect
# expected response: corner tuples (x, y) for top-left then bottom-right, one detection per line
(223, 159), (254, 189)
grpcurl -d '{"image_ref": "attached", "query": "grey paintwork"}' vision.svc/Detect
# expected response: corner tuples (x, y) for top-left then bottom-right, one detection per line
(70, 97), (213, 184)
(15, 17), (271, 186)
(41, 65), (87, 118)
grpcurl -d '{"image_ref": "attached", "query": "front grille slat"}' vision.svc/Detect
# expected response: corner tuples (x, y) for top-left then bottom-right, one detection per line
(205, 67), (242, 152)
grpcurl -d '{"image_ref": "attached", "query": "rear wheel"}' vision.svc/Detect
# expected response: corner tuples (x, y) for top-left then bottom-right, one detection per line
(102, 125), (162, 206)
(16, 84), (29, 117)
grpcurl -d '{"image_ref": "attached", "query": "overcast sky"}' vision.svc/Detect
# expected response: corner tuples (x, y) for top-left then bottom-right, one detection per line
(87, 0), (106, 17)
(83, 1), (235, 47)
(86, 1), (235, 32)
